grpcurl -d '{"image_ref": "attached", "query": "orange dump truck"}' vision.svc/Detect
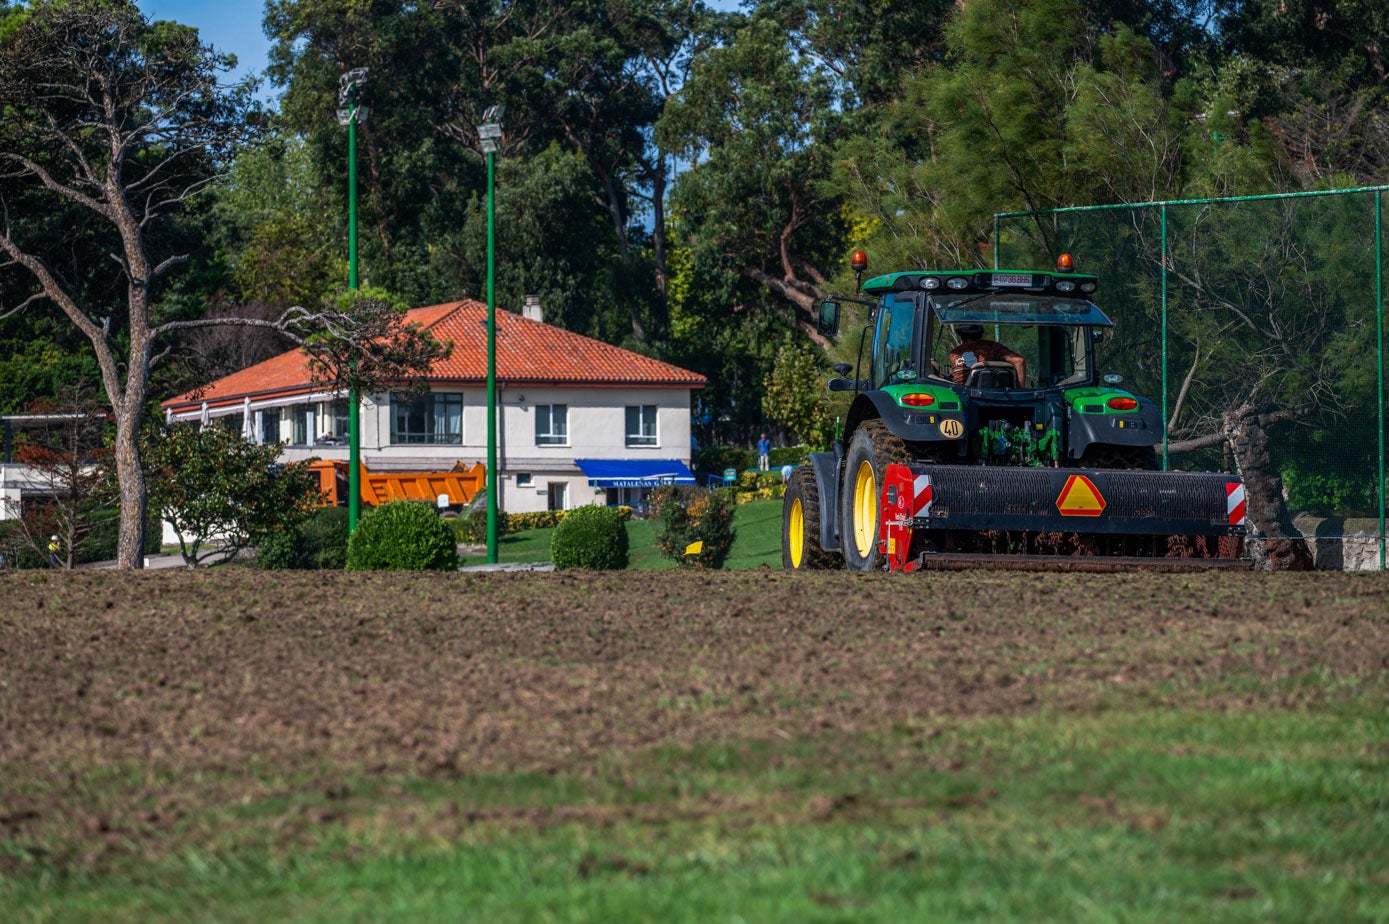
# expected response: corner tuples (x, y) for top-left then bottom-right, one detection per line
(308, 460), (486, 511)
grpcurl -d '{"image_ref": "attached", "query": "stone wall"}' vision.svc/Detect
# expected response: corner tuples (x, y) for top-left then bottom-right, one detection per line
(1291, 514), (1387, 571)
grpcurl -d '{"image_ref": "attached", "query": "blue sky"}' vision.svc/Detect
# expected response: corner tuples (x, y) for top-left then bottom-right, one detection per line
(136, 0), (270, 84)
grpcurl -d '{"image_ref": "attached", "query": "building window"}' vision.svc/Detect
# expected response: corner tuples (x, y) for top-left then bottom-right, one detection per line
(391, 393), (462, 445)
(292, 405), (310, 446)
(625, 405), (657, 446)
(260, 408), (281, 445)
(515, 473), (533, 487)
(535, 404), (568, 446)
(331, 400), (350, 438)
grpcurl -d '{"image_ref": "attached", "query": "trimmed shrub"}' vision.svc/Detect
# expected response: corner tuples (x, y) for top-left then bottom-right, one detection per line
(255, 528), (303, 569)
(651, 486), (735, 569)
(550, 505), (629, 570)
(0, 521), (46, 569)
(505, 509), (564, 532)
(347, 501), (459, 571)
(447, 512), (487, 545)
(257, 507), (351, 570)
(769, 445), (809, 469)
(302, 507), (350, 569)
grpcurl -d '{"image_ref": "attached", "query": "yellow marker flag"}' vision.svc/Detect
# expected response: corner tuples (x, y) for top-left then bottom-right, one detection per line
(684, 540), (703, 555)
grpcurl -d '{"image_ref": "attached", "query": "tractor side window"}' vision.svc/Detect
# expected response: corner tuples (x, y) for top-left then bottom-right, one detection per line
(871, 295), (917, 388)
(1034, 326), (1088, 385)
(1065, 327), (1089, 384)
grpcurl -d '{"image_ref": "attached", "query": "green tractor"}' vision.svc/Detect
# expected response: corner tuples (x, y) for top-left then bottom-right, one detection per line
(783, 253), (1248, 572)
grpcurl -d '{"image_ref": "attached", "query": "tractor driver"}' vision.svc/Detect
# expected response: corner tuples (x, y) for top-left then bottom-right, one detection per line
(949, 323), (1026, 387)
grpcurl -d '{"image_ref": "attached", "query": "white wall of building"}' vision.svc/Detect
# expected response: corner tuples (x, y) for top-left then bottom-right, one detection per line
(189, 383), (695, 515)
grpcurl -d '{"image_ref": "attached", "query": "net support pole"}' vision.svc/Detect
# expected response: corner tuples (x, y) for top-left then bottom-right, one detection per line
(1160, 204), (1169, 471)
(993, 214), (1000, 270)
(1377, 192), (1385, 570)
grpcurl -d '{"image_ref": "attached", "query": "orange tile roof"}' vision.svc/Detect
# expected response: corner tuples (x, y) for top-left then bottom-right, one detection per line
(163, 300), (705, 411)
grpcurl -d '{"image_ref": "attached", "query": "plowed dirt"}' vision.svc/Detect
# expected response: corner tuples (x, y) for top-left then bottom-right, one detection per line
(2, 569), (1387, 870)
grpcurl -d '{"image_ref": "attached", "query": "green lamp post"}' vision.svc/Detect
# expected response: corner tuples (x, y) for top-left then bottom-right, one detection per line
(338, 67), (369, 531)
(477, 106), (504, 564)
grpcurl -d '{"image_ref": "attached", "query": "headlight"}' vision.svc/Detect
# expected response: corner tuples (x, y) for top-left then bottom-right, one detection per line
(919, 276), (941, 290)
(945, 276), (969, 290)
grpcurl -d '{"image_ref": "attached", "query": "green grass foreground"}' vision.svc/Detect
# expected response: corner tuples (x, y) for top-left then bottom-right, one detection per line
(7, 701), (1387, 922)
(457, 496), (784, 569)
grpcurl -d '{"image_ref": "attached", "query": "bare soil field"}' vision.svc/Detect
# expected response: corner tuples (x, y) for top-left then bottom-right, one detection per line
(1, 568), (1387, 875)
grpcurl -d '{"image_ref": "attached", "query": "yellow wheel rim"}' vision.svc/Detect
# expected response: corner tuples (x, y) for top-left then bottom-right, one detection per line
(788, 497), (805, 568)
(852, 460), (878, 558)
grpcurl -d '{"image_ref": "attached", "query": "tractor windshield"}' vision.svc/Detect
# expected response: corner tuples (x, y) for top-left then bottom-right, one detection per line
(929, 320), (1095, 388)
(933, 294), (1111, 327)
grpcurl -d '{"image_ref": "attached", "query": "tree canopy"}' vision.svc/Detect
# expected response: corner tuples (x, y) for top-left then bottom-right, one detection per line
(3, 0), (1385, 537)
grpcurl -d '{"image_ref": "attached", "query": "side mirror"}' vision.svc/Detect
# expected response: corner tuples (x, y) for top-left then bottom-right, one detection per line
(831, 362), (852, 376)
(1092, 328), (1107, 343)
(827, 377), (867, 392)
(817, 300), (841, 338)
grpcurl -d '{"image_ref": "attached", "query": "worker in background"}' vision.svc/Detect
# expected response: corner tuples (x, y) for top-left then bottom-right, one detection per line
(47, 535), (62, 569)
(757, 432), (771, 471)
(949, 323), (1026, 386)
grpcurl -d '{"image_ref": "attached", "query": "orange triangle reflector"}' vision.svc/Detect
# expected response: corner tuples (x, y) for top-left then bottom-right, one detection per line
(1056, 474), (1106, 517)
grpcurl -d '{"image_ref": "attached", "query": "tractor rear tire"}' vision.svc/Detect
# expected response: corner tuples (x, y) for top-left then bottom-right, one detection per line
(783, 466), (838, 570)
(840, 419), (912, 571)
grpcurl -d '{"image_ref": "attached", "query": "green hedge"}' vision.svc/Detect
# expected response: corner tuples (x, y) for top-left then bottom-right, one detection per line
(0, 512), (160, 569)
(448, 507), (635, 546)
(257, 507), (351, 570)
(550, 505), (629, 570)
(346, 501), (458, 571)
(506, 510), (566, 532)
(693, 445), (810, 481)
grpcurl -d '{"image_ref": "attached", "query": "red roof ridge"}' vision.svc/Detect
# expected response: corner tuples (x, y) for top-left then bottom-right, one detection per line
(406, 300), (473, 332)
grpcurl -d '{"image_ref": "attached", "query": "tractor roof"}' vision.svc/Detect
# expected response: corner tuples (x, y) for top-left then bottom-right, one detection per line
(861, 269), (1099, 297)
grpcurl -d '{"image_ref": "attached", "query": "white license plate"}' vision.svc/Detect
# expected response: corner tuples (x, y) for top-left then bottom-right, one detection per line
(992, 273), (1032, 286)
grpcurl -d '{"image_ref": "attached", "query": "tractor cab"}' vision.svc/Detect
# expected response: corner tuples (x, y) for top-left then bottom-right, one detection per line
(819, 256), (1156, 470)
(837, 267), (1113, 394)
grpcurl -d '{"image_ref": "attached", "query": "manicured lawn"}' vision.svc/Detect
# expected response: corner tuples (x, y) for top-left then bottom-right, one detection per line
(457, 496), (784, 569)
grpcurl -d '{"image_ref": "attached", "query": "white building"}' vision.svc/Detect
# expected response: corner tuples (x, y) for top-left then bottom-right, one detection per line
(160, 298), (706, 513)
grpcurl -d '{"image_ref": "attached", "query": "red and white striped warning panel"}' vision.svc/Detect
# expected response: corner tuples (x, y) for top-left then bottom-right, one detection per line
(911, 474), (933, 518)
(1226, 482), (1246, 526)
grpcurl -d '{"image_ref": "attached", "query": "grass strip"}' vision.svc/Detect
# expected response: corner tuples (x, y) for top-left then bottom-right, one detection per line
(7, 700), (1387, 923)
(458, 498), (783, 570)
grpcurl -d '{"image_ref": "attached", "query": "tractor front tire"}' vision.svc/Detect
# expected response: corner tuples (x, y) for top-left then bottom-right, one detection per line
(840, 419), (911, 571)
(783, 466), (838, 570)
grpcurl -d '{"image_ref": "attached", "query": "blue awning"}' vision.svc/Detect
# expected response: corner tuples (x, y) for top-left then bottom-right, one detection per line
(575, 458), (696, 488)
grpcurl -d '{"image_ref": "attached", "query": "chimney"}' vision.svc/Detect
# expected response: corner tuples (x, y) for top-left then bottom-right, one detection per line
(522, 294), (544, 324)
